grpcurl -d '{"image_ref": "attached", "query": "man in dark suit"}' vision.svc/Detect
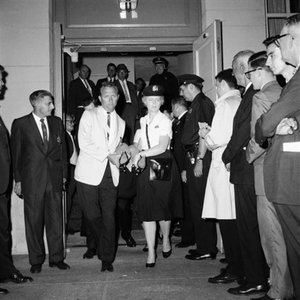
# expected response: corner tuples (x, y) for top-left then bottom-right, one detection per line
(115, 64), (139, 144)
(222, 50), (268, 296)
(67, 64), (97, 130)
(95, 63), (117, 96)
(11, 90), (70, 274)
(171, 96), (194, 248)
(0, 68), (33, 294)
(179, 74), (217, 261)
(255, 14), (300, 300)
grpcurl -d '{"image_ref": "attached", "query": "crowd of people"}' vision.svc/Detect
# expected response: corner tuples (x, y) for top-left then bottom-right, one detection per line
(0, 14), (299, 299)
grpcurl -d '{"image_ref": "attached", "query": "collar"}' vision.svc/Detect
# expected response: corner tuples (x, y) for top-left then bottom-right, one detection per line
(178, 110), (188, 120)
(215, 89), (240, 106)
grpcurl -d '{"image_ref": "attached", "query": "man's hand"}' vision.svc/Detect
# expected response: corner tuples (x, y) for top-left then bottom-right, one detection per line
(181, 170), (187, 183)
(225, 163), (231, 172)
(198, 122), (211, 138)
(108, 153), (121, 167)
(14, 182), (23, 198)
(115, 142), (129, 155)
(276, 117), (298, 135)
(193, 160), (203, 177)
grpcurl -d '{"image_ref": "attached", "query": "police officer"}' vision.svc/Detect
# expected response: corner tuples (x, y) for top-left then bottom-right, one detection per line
(149, 57), (179, 112)
(178, 74), (218, 261)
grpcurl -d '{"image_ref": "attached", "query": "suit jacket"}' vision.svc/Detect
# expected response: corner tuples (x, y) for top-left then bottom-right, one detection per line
(0, 117), (10, 194)
(222, 85), (257, 184)
(246, 80), (281, 196)
(67, 77), (96, 116)
(74, 106), (125, 186)
(115, 79), (139, 144)
(255, 68), (300, 205)
(11, 114), (67, 196)
(172, 112), (187, 172)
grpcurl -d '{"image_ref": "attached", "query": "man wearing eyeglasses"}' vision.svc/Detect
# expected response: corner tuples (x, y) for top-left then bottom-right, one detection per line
(246, 51), (293, 300)
(222, 50), (269, 296)
(255, 14), (300, 300)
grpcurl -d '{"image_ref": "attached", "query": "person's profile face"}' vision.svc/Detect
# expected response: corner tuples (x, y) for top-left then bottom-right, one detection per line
(266, 44), (286, 75)
(179, 84), (193, 102)
(66, 117), (75, 132)
(155, 63), (165, 75)
(100, 87), (118, 112)
(107, 66), (116, 78)
(34, 96), (55, 118)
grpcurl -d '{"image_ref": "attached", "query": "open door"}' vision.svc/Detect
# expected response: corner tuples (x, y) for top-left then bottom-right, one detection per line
(193, 20), (223, 101)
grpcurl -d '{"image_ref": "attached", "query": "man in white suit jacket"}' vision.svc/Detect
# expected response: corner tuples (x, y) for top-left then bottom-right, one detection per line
(75, 82), (125, 272)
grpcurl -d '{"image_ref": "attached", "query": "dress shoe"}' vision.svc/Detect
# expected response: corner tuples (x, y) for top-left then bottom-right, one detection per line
(175, 242), (194, 248)
(49, 261), (70, 270)
(172, 229), (181, 237)
(83, 249), (96, 259)
(228, 283), (268, 295)
(101, 261), (114, 272)
(219, 257), (228, 264)
(162, 249), (172, 258)
(250, 295), (274, 300)
(208, 272), (240, 284)
(5, 271), (33, 283)
(188, 249), (199, 255)
(145, 262), (155, 268)
(185, 252), (217, 260)
(30, 264), (42, 274)
(123, 236), (137, 248)
(0, 288), (8, 294)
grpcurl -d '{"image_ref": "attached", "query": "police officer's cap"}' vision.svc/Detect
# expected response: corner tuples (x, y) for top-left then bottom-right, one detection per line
(143, 85), (164, 97)
(177, 74), (204, 86)
(152, 57), (169, 67)
(116, 64), (129, 73)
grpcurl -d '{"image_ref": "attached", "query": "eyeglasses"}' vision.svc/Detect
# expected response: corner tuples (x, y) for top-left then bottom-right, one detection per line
(245, 67), (262, 79)
(274, 33), (289, 47)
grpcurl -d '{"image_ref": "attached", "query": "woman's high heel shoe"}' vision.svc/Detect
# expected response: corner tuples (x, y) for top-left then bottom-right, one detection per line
(162, 249), (172, 258)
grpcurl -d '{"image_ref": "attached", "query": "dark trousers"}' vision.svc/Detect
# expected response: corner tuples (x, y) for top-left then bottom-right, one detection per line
(24, 182), (64, 266)
(274, 203), (300, 300)
(0, 193), (17, 279)
(66, 165), (77, 228)
(234, 184), (268, 285)
(180, 182), (194, 244)
(186, 157), (217, 254)
(117, 197), (133, 239)
(77, 165), (117, 263)
(219, 219), (243, 277)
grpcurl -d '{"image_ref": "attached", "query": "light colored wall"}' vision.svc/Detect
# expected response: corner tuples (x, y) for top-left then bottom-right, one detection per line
(201, 0), (266, 68)
(0, 0), (51, 254)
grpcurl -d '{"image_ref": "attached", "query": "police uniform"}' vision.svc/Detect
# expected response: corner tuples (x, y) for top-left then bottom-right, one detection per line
(149, 57), (179, 112)
(179, 74), (218, 257)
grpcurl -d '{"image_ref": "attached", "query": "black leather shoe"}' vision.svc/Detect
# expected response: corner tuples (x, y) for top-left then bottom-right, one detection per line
(49, 261), (70, 270)
(83, 249), (96, 259)
(145, 262), (155, 268)
(162, 249), (172, 258)
(185, 252), (217, 260)
(30, 264), (42, 274)
(142, 244), (148, 252)
(172, 229), (181, 237)
(228, 283), (268, 295)
(101, 261), (114, 272)
(208, 272), (240, 284)
(6, 271), (33, 283)
(175, 242), (194, 248)
(188, 249), (200, 255)
(250, 295), (274, 300)
(0, 288), (8, 294)
(123, 236), (137, 248)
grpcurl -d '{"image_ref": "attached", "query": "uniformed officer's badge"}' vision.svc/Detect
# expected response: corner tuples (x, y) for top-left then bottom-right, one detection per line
(153, 85), (159, 91)
(188, 107), (193, 114)
(56, 136), (61, 144)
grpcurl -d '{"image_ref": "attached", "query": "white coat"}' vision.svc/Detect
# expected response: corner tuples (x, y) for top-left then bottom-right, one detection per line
(75, 106), (125, 186)
(202, 89), (241, 220)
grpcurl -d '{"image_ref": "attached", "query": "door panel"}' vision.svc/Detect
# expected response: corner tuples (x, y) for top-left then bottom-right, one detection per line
(193, 20), (223, 101)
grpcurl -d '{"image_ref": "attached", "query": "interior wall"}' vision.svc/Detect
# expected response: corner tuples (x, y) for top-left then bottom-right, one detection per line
(0, 0), (52, 254)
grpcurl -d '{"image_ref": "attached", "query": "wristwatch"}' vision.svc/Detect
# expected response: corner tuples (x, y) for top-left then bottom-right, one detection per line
(196, 156), (203, 161)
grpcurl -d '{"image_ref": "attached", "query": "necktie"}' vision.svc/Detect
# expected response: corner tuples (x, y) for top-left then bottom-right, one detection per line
(107, 112), (110, 140)
(121, 80), (131, 103)
(40, 119), (48, 149)
(84, 79), (93, 96)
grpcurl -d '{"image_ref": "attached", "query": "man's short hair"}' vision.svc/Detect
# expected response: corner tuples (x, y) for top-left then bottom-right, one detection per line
(100, 82), (118, 95)
(215, 69), (237, 89)
(0, 65), (4, 72)
(248, 51), (269, 69)
(29, 90), (53, 105)
(232, 50), (255, 69)
(263, 36), (278, 47)
(107, 63), (116, 71)
(171, 96), (188, 109)
(285, 13), (300, 27)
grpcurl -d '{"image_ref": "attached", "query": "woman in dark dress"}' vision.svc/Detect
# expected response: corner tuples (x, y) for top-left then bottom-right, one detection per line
(132, 85), (182, 267)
